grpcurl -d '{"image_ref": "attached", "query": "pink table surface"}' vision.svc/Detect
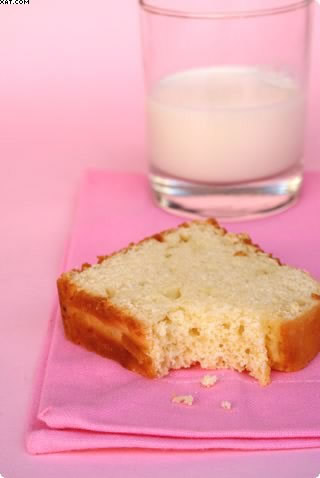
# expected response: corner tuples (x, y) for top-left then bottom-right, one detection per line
(1, 0), (320, 476)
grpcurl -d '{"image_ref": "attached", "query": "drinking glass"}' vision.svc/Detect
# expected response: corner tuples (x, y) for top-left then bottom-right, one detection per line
(139, 0), (313, 220)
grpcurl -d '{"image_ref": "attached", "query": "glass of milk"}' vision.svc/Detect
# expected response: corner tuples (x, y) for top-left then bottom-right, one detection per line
(139, 0), (314, 220)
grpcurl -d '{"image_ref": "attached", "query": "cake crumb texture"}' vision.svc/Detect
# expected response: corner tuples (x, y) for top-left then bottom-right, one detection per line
(172, 395), (194, 406)
(221, 400), (232, 410)
(200, 375), (218, 388)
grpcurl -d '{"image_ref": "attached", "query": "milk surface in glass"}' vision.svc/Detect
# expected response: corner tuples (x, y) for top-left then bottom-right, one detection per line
(148, 67), (304, 183)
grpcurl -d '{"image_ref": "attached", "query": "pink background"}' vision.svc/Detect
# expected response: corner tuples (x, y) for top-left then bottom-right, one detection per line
(1, 0), (320, 476)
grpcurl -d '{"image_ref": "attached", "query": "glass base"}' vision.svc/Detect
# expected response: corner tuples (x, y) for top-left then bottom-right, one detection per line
(150, 165), (303, 221)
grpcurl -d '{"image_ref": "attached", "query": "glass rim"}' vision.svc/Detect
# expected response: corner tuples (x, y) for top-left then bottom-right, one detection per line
(139, 0), (313, 19)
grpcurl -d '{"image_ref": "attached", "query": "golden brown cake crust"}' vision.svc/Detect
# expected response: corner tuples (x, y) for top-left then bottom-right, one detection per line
(269, 301), (320, 372)
(57, 276), (157, 378)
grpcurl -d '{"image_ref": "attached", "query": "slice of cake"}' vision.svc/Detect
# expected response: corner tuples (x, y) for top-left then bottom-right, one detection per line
(57, 219), (320, 385)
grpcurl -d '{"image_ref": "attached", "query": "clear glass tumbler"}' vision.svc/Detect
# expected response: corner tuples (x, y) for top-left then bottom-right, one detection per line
(139, 0), (313, 220)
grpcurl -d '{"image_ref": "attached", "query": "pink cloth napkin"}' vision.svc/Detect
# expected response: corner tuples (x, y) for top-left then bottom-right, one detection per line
(27, 169), (320, 454)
